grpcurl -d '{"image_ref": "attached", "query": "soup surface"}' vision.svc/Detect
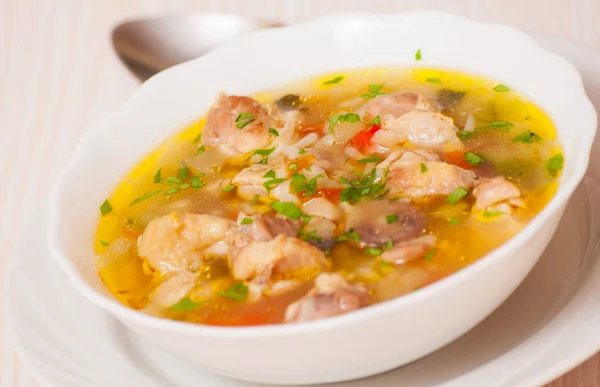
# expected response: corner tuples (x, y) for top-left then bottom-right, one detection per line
(95, 67), (564, 326)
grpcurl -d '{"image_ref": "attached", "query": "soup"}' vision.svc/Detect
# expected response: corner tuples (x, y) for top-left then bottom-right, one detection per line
(95, 67), (563, 326)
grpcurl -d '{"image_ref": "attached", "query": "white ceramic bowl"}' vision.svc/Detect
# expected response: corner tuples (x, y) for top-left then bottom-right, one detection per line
(47, 11), (596, 385)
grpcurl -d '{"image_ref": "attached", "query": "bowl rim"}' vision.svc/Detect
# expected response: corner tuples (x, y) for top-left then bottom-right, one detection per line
(47, 10), (597, 338)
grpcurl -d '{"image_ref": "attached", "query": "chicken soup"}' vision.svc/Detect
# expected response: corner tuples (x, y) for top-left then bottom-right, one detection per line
(95, 67), (563, 326)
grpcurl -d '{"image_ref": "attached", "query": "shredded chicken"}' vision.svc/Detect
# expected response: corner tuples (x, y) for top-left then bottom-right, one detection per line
(381, 236), (437, 265)
(473, 176), (525, 212)
(358, 92), (438, 120)
(284, 273), (371, 323)
(137, 213), (230, 274)
(302, 197), (344, 222)
(381, 110), (463, 150)
(146, 271), (197, 309)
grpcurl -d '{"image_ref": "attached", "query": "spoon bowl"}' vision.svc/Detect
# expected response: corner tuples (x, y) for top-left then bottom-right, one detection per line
(112, 13), (282, 81)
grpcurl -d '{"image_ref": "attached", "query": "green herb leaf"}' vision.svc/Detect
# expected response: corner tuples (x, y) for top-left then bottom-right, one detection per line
(424, 249), (436, 261)
(289, 163), (298, 171)
(130, 190), (164, 207)
(178, 167), (189, 180)
(324, 249), (331, 257)
(250, 195), (260, 205)
(241, 217), (254, 225)
(100, 199), (113, 216)
(153, 168), (162, 183)
(426, 77), (441, 84)
(170, 297), (206, 311)
(298, 148), (306, 154)
(329, 112), (361, 133)
(384, 237), (394, 250)
(271, 201), (303, 220)
(245, 147), (275, 161)
(222, 185), (235, 193)
(458, 130), (476, 139)
(447, 187), (469, 204)
(361, 84), (386, 99)
(380, 260), (394, 268)
(235, 112), (256, 129)
(100, 240), (109, 247)
(339, 169), (387, 203)
(263, 178), (288, 192)
(358, 154), (381, 164)
(192, 133), (202, 143)
(478, 121), (514, 131)
(290, 173), (322, 197)
(337, 229), (360, 243)
(415, 49), (422, 61)
(513, 130), (541, 144)
(263, 170), (276, 178)
(449, 217), (461, 225)
(300, 229), (324, 243)
(386, 214), (398, 224)
(196, 145), (206, 156)
(493, 84), (510, 92)
(323, 76), (344, 85)
(546, 153), (564, 177)
(420, 163), (428, 173)
(191, 177), (205, 189)
(365, 247), (382, 256)
(464, 152), (484, 166)
(483, 211), (505, 217)
(369, 115), (381, 126)
(268, 127), (279, 136)
(217, 283), (248, 302)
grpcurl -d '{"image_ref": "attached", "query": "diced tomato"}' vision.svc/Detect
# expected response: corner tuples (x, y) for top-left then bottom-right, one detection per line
(443, 151), (473, 170)
(348, 124), (381, 153)
(315, 188), (343, 203)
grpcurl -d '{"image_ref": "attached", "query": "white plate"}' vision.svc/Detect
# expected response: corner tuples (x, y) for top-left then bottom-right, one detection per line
(5, 36), (600, 387)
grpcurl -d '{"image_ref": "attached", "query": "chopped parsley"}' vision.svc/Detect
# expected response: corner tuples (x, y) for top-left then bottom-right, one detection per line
(483, 211), (505, 218)
(424, 249), (436, 261)
(289, 163), (298, 171)
(386, 214), (398, 224)
(365, 247), (382, 256)
(324, 249), (331, 257)
(449, 217), (461, 226)
(478, 121), (514, 131)
(300, 229), (324, 243)
(384, 237), (394, 250)
(323, 76), (344, 85)
(340, 169), (388, 203)
(329, 112), (361, 133)
(426, 77), (441, 84)
(361, 84), (386, 99)
(298, 148), (307, 154)
(170, 297), (206, 311)
(178, 166), (189, 180)
(192, 133), (202, 143)
(196, 145), (206, 156)
(493, 84), (511, 92)
(235, 112), (256, 129)
(415, 49), (422, 61)
(464, 152), (484, 166)
(240, 217), (254, 225)
(100, 240), (109, 247)
(129, 190), (164, 207)
(546, 153), (564, 177)
(271, 201), (303, 220)
(369, 115), (381, 126)
(357, 154), (381, 164)
(337, 229), (360, 243)
(153, 168), (162, 183)
(513, 130), (541, 143)
(191, 177), (205, 189)
(250, 195), (260, 205)
(222, 184), (235, 193)
(100, 199), (112, 216)
(458, 130), (476, 139)
(420, 163), (428, 173)
(246, 147), (275, 164)
(263, 178), (288, 192)
(447, 187), (469, 204)
(263, 170), (276, 178)
(268, 127), (279, 136)
(380, 260), (394, 268)
(217, 283), (248, 302)
(290, 173), (322, 197)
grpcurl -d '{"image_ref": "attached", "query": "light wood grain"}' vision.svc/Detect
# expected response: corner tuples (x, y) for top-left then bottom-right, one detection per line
(1, 0), (599, 385)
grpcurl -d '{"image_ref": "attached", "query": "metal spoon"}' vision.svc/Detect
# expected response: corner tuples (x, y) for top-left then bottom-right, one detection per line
(112, 13), (283, 82)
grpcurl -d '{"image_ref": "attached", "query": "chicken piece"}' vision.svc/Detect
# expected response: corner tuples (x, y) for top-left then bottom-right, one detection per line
(231, 161), (289, 200)
(302, 216), (337, 251)
(344, 199), (427, 247)
(229, 234), (327, 284)
(302, 197), (344, 222)
(146, 271), (198, 309)
(473, 176), (524, 211)
(381, 110), (463, 150)
(381, 235), (437, 265)
(358, 93), (438, 121)
(137, 213), (230, 275)
(387, 156), (476, 198)
(201, 93), (273, 155)
(284, 273), (371, 323)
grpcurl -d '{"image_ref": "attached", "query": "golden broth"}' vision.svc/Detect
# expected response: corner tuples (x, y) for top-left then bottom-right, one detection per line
(94, 67), (561, 326)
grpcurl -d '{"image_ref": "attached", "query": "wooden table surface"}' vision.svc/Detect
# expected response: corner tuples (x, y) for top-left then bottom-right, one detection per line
(2, 0), (600, 385)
